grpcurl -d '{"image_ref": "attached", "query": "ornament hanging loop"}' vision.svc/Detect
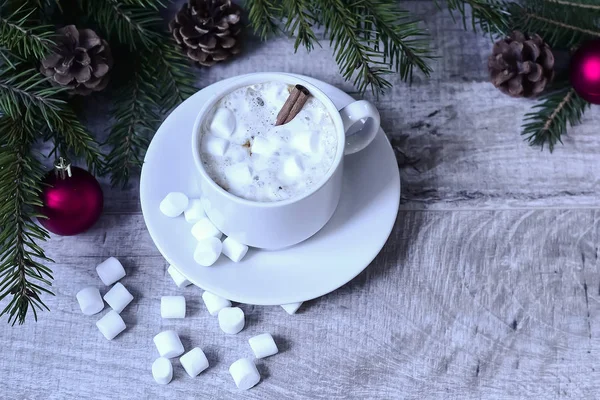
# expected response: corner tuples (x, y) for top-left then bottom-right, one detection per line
(54, 157), (72, 179)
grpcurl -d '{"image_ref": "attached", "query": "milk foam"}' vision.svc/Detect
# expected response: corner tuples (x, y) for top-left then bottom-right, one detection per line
(200, 81), (338, 202)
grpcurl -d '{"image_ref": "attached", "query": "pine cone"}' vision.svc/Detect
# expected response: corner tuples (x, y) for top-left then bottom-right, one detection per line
(169, 0), (243, 67)
(488, 31), (555, 98)
(40, 25), (113, 96)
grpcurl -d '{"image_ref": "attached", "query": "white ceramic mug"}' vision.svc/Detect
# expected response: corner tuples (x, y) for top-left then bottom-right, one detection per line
(191, 72), (380, 249)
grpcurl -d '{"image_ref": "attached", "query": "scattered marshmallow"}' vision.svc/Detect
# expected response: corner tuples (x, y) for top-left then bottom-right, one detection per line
(191, 217), (222, 241)
(281, 302), (302, 315)
(96, 257), (126, 286)
(76, 287), (104, 316)
(96, 310), (126, 340)
(248, 333), (279, 359)
(218, 307), (245, 334)
(210, 107), (236, 137)
(282, 156), (304, 179)
(194, 237), (223, 266)
(153, 330), (185, 358)
(229, 358), (260, 390)
(250, 137), (275, 155)
(221, 237), (248, 263)
(202, 291), (232, 316)
(152, 357), (173, 385)
(204, 135), (230, 156)
(159, 192), (189, 218)
(180, 347), (209, 377)
(161, 296), (186, 319)
(103, 282), (134, 313)
(291, 130), (319, 154)
(167, 265), (191, 288)
(225, 163), (253, 186)
(184, 198), (206, 223)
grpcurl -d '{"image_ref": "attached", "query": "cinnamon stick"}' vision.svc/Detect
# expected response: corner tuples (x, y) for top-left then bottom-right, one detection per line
(275, 84), (311, 126)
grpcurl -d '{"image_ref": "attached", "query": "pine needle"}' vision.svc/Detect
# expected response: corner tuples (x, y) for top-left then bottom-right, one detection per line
(247, 0), (282, 40)
(0, 2), (55, 60)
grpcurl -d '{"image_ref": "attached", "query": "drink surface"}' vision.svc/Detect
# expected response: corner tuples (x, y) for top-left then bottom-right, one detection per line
(200, 81), (338, 202)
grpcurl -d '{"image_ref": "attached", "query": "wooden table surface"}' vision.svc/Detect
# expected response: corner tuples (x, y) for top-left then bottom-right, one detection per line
(2, 3), (600, 399)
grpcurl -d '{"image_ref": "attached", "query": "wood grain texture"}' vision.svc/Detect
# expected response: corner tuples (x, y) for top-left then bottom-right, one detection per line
(2, 1), (600, 399)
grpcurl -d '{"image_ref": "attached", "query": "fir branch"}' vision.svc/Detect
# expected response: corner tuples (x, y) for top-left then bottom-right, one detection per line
(281, 0), (319, 51)
(82, 0), (162, 50)
(0, 2), (54, 60)
(247, 0), (282, 40)
(147, 40), (197, 112)
(542, 0), (600, 9)
(0, 66), (103, 172)
(522, 87), (590, 151)
(103, 56), (160, 187)
(442, 0), (510, 35)
(0, 115), (53, 325)
(121, 0), (165, 10)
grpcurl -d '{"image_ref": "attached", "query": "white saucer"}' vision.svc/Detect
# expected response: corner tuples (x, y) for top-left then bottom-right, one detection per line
(140, 73), (400, 305)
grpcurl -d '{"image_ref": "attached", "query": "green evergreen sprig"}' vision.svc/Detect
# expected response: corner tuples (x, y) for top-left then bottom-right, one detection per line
(0, 1), (55, 60)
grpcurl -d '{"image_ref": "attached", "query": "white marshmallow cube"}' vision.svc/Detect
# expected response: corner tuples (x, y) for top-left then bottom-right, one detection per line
(210, 107), (236, 137)
(225, 163), (253, 186)
(221, 237), (249, 263)
(204, 135), (230, 157)
(153, 330), (184, 358)
(218, 307), (245, 334)
(202, 291), (231, 316)
(159, 192), (189, 218)
(152, 357), (173, 385)
(180, 347), (209, 377)
(194, 237), (222, 266)
(184, 198), (206, 223)
(76, 287), (104, 316)
(96, 310), (126, 340)
(250, 137), (275, 155)
(167, 265), (191, 288)
(248, 333), (279, 359)
(96, 257), (126, 286)
(103, 282), (134, 313)
(281, 302), (302, 315)
(161, 296), (186, 319)
(291, 130), (319, 154)
(191, 217), (222, 241)
(229, 358), (260, 390)
(282, 156), (304, 179)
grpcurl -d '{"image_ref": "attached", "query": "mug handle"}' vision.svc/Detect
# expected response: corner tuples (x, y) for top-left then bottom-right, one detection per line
(339, 100), (381, 155)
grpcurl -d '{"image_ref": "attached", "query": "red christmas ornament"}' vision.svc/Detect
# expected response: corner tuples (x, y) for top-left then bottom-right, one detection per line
(570, 39), (600, 104)
(39, 158), (103, 236)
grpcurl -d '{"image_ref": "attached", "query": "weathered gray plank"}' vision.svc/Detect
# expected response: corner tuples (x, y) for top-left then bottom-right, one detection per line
(1, 210), (598, 399)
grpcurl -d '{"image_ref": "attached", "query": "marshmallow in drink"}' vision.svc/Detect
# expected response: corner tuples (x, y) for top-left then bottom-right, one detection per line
(210, 107), (236, 137)
(290, 130), (319, 154)
(184, 198), (206, 223)
(191, 217), (222, 241)
(103, 282), (134, 313)
(96, 310), (126, 340)
(193, 237), (222, 266)
(161, 296), (186, 319)
(281, 302), (302, 315)
(218, 307), (245, 334)
(159, 192), (189, 218)
(167, 265), (191, 288)
(204, 135), (229, 156)
(153, 330), (185, 358)
(180, 347), (209, 377)
(221, 237), (249, 263)
(248, 333), (279, 359)
(96, 257), (126, 286)
(282, 156), (304, 179)
(225, 163), (253, 186)
(229, 358), (260, 390)
(250, 136), (275, 155)
(152, 357), (173, 385)
(202, 291), (231, 316)
(76, 287), (104, 315)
